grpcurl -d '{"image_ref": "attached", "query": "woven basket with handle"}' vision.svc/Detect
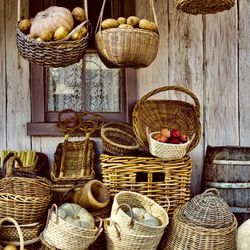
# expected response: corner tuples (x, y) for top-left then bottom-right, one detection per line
(16, 0), (91, 68)
(175, 0), (235, 15)
(95, 0), (159, 68)
(132, 85), (201, 153)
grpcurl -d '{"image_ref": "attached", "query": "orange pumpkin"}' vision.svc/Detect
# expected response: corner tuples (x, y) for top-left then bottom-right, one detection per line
(30, 6), (74, 37)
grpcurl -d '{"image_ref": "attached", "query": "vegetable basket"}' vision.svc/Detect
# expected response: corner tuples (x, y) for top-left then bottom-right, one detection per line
(16, 0), (91, 68)
(95, 0), (159, 68)
(0, 161), (53, 224)
(175, 0), (235, 15)
(132, 85), (201, 153)
(104, 191), (169, 250)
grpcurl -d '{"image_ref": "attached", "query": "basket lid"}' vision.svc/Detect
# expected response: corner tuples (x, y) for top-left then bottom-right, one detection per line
(181, 188), (234, 228)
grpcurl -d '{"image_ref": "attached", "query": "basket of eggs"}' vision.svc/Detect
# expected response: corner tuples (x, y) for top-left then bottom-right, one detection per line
(148, 127), (194, 159)
(95, 0), (159, 68)
(16, 0), (91, 68)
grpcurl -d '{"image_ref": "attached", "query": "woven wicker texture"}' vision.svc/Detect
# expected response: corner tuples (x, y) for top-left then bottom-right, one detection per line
(181, 188), (234, 228)
(101, 154), (192, 216)
(43, 204), (102, 250)
(165, 207), (238, 250)
(16, 18), (90, 68)
(105, 191), (169, 250)
(175, 0), (235, 15)
(0, 221), (44, 245)
(0, 176), (53, 224)
(95, 0), (159, 68)
(132, 86), (201, 152)
(101, 122), (140, 156)
(148, 131), (192, 159)
(0, 217), (25, 250)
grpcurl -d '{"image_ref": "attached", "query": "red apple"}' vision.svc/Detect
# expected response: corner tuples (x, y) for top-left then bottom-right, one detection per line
(171, 129), (182, 139)
(168, 138), (181, 144)
(180, 134), (188, 143)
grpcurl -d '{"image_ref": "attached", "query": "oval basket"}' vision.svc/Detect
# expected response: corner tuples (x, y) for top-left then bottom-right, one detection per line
(175, 0), (235, 15)
(95, 0), (159, 68)
(132, 85), (201, 153)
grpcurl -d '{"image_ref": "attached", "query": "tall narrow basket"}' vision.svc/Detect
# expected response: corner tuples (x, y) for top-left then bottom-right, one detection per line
(95, 0), (159, 68)
(175, 0), (235, 15)
(132, 85), (201, 153)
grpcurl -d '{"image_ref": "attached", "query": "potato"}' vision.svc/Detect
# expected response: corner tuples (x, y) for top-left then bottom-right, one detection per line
(139, 19), (155, 31)
(118, 24), (133, 29)
(71, 27), (88, 40)
(18, 19), (31, 34)
(117, 17), (126, 25)
(151, 22), (159, 33)
(26, 33), (36, 39)
(40, 29), (54, 42)
(36, 37), (43, 42)
(54, 26), (68, 41)
(127, 16), (140, 27)
(72, 7), (86, 23)
(101, 19), (119, 29)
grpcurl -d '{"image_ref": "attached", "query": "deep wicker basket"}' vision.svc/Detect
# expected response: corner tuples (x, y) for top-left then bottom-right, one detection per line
(95, 0), (159, 69)
(175, 0), (235, 15)
(16, 19), (91, 68)
(101, 125), (140, 156)
(132, 86), (201, 153)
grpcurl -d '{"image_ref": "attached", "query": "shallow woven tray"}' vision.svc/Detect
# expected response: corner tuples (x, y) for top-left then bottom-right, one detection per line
(132, 86), (201, 153)
(175, 0), (235, 15)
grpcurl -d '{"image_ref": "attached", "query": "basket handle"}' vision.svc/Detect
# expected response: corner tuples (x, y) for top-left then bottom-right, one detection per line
(104, 218), (122, 240)
(0, 217), (24, 250)
(202, 188), (220, 196)
(2, 152), (23, 177)
(95, 0), (158, 34)
(134, 86), (200, 118)
(115, 203), (134, 228)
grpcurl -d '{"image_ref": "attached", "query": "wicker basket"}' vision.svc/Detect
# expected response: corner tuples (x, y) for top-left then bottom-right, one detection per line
(0, 221), (44, 246)
(0, 217), (25, 250)
(95, 0), (159, 68)
(132, 86), (201, 152)
(101, 153), (192, 215)
(104, 191), (169, 250)
(175, 0), (235, 15)
(101, 125), (140, 156)
(0, 170), (53, 224)
(43, 204), (103, 250)
(165, 207), (238, 250)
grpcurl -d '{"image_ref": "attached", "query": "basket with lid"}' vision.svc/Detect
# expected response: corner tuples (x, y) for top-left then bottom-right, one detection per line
(95, 0), (159, 68)
(132, 85), (201, 155)
(164, 189), (238, 250)
(16, 0), (91, 68)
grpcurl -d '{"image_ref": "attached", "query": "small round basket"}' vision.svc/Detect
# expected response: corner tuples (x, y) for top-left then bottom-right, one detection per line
(148, 131), (192, 159)
(101, 127), (140, 156)
(95, 0), (159, 68)
(175, 0), (235, 15)
(16, 20), (91, 68)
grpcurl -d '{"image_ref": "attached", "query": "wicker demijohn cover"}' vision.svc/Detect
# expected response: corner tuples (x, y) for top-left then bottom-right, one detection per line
(132, 85), (201, 153)
(175, 0), (235, 15)
(95, 0), (159, 68)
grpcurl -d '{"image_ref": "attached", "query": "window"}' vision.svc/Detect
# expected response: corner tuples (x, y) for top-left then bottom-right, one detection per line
(27, 0), (136, 136)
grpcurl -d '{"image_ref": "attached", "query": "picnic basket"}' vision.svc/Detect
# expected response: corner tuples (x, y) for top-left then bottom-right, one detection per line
(104, 191), (169, 250)
(0, 159), (53, 224)
(132, 85), (201, 153)
(101, 122), (140, 156)
(175, 0), (235, 15)
(95, 0), (159, 68)
(16, 0), (91, 68)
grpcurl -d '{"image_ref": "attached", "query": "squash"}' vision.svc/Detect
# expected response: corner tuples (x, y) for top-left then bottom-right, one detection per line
(125, 207), (160, 227)
(58, 203), (95, 229)
(237, 219), (250, 250)
(30, 6), (74, 37)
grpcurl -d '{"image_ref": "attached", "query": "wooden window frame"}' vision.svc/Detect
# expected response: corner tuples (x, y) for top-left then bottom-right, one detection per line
(27, 0), (137, 136)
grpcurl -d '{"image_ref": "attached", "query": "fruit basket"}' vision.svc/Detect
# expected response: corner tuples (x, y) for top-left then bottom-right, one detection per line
(132, 85), (201, 153)
(95, 0), (159, 68)
(16, 0), (91, 68)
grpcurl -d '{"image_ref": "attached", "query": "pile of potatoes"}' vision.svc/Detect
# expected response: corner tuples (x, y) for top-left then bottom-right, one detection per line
(101, 16), (158, 33)
(18, 6), (88, 42)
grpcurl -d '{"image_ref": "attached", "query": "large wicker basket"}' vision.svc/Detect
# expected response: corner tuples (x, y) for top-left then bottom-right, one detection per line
(132, 86), (201, 153)
(175, 0), (235, 15)
(95, 0), (159, 68)
(101, 153), (192, 215)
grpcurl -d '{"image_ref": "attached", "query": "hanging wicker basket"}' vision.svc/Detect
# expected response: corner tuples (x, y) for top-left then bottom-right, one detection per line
(175, 0), (235, 15)
(95, 0), (159, 68)
(16, 0), (91, 68)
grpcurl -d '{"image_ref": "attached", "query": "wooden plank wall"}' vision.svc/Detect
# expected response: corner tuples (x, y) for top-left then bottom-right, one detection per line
(0, 0), (249, 196)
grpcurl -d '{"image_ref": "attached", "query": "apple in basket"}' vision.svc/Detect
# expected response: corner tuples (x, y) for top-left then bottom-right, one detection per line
(152, 128), (188, 144)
